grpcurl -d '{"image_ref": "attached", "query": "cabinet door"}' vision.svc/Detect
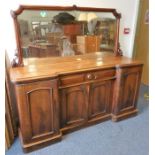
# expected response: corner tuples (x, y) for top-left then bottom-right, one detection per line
(120, 73), (140, 110)
(15, 80), (60, 144)
(112, 66), (143, 121)
(88, 80), (112, 120)
(60, 85), (88, 129)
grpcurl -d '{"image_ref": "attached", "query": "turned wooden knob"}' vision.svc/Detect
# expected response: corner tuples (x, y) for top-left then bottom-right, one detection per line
(94, 75), (97, 79)
(86, 73), (93, 80)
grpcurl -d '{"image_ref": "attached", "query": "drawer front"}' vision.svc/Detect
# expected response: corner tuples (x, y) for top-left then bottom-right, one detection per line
(60, 69), (115, 86)
(85, 69), (115, 81)
(60, 73), (84, 86)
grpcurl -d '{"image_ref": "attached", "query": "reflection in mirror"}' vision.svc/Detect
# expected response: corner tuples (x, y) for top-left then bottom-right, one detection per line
(17, 10), (117, 59)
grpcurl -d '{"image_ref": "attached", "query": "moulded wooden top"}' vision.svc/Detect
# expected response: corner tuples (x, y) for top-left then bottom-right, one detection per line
(9, 52), (143, 83)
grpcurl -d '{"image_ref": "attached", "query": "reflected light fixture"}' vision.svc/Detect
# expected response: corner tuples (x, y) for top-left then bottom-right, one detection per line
(87, 12), (98, 22)
(78, 13), (87, 21)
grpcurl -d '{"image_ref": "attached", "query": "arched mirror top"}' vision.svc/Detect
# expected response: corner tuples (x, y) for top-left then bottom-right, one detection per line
(11, 5), (122, 66)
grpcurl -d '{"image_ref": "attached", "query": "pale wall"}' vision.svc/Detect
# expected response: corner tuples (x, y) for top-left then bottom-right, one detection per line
(0, 0), (140, 60)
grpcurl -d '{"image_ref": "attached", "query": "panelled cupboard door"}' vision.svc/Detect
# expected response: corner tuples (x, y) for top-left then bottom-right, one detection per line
(60, 85), (88, 128)
(112, 66), (143, 121)
(88, 80), (112, 120)
(118, 67), (142, 112)
(15, 80), (60, 144)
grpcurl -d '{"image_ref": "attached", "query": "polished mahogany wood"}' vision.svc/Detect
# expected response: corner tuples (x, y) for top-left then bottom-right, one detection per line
(10, 52), (142, 83)
(60, 85), (88, 130)
(88, 80), (113, 120)
(11, 5), (121, 66)
(15, 79), (62, 152)
(112, 66), (143, 121)
(9, 52), (143, 152)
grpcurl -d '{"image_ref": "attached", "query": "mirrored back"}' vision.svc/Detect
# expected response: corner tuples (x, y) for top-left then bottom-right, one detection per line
(11, 5), (121, 66)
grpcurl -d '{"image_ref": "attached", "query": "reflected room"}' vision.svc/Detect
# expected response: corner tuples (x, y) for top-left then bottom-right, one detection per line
(17, 10), (117, 59)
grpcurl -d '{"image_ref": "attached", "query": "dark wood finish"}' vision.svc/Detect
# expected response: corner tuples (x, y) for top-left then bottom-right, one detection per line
(11, 5), (122, 15)
(9, 52), (143, 152)
(60, 85), (88, 130)
(15, 79), (62, 152)
(59, 68), (115, 132)
(10, 52), (142, 83)
(88, 80), (113, 120)
(5, 83), (16, 149)
(60, 73), (85, 86)
(111, 66), (143, 121)
(5, 52), (18, 135)
(11, 5), (121, 66)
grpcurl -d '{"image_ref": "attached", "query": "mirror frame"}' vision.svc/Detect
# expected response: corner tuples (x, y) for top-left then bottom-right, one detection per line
(11, 5), (122, 66)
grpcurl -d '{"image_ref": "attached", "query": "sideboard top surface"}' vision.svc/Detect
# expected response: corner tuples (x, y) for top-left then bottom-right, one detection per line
(9, 52), (142, 83)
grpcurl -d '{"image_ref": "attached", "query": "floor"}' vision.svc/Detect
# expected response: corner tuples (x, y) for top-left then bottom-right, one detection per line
(6, 84), (149, 155)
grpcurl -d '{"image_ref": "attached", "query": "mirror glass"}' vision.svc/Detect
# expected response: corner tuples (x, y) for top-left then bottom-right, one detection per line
(17, 10), (116, 59)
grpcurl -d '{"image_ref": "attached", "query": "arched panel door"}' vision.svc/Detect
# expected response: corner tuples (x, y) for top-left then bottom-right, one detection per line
(15, 79), (61, 148)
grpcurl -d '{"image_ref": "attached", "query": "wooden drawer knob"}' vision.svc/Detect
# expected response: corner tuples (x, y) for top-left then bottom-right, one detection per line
(86, 73), (93, 80)
(94, 75), (97, 79)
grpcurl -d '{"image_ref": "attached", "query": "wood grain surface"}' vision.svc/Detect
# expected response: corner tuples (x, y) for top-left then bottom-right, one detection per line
(10, 52), (142, 83)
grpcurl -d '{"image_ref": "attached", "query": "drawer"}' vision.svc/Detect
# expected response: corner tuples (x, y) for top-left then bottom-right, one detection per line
(85, 69), (115, 81)
(60, 73), (84, 86)
(60, 69), (115, 87)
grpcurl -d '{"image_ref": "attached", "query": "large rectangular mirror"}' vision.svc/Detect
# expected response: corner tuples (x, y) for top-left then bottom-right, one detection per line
(11, 5), (122, 66)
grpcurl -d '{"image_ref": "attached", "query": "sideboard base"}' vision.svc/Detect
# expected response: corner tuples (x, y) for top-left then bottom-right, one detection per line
(19, 130), (62, 153)
(61, 114), (111, 134)
(111, 109), (138, 122)
(10, 53), (143, 153)
(19, 109), (139, 153)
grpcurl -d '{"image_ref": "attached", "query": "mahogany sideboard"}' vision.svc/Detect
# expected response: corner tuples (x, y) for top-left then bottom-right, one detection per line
(9, 52), (143, 152)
